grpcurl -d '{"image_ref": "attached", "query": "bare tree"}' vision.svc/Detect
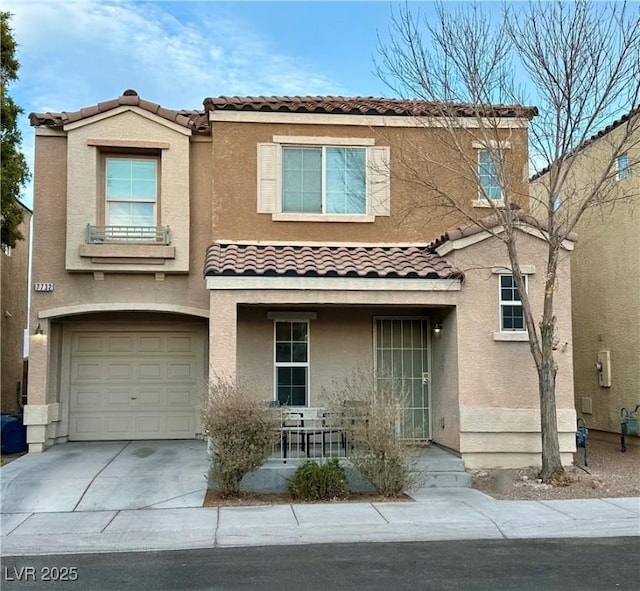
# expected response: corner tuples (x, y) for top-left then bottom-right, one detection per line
(376, 0), (640, 481)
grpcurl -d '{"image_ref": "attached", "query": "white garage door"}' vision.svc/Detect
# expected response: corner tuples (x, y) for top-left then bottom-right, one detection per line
(69, 330), (202, 440)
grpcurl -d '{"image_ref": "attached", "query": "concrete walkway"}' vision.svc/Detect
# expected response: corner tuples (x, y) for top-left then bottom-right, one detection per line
(1, 442), (639, 556)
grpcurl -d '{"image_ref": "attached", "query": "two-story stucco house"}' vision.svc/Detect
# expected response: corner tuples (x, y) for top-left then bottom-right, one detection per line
(531, 106), (639, 445)
(26, 90), (577, 468)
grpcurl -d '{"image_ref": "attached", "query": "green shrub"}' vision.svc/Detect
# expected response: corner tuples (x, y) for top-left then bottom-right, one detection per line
(288, 460), (349, 501)
(202, 377), (280, 497)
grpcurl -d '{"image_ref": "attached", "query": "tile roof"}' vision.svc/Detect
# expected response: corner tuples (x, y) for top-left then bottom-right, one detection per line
(204, 95), (538, 119)
(428, 205), (577, 250)
(29, 89), (209, 132)
(28, 90), (537, 133)
(204, 242), (463, 280)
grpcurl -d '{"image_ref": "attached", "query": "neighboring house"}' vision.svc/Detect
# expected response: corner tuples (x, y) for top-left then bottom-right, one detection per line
(531, 107), (639, 444)
(1, 203), (32, 413)
(26, 90), (576, 468)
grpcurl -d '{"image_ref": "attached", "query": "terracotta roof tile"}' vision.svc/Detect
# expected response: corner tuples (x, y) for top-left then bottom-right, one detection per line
(29, 89), (209, 133)
(204, 243), (463, 280)
(428, 205), (577, 250)
(203, 95), (537, 119)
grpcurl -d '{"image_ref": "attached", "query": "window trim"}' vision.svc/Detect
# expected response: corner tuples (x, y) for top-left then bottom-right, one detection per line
(256, 139), (390, 221)
(498, 273), (528, 333)
(477, 149), (504, 205)
(616, 153), (629, 180)
(273, 319), (310, 407)
(98, 153), (161, 227)
(280, 145), (368, 216)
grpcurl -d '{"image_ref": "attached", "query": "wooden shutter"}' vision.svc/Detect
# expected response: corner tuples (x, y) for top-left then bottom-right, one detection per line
(257, 143), (279, 213)
(368, 146), (390, 216)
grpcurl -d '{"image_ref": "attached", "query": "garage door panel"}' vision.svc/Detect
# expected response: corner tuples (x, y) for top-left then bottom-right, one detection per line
(138, 336), (163, 352)
(136, 390), (164, 407)
(71, 388), (101, 408)
(69, 329), (202, 441)
(167, 361), (196, 380)
(166, 415), (193, 434)
(166, 389), (193, 407)
(167, 336), (193, 353)
(137, 362), (163, 380)
(106, 362), (133, 379)
(105, 389), (134, 408)
(74, 361), (103, 380)
(107, 336), (135, 353)
(74, 335), (103, 353)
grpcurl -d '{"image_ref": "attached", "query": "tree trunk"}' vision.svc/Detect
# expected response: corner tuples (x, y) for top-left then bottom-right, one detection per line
(538, 344), (564, 481)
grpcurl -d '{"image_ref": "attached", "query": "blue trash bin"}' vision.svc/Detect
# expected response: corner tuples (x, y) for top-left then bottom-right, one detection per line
(1, 414), (27, 454)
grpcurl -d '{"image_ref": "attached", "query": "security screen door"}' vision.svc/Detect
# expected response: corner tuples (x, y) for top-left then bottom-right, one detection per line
(374, 318), (431, 440)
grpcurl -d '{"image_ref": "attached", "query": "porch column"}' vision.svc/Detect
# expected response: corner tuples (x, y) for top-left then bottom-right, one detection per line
(24, 319), (51, 452)
(209, 291), (238, 383)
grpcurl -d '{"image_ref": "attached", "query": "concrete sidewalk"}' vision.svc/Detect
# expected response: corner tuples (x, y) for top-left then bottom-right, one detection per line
(1, 442), (639, 556)
(2, 489), (639, 556)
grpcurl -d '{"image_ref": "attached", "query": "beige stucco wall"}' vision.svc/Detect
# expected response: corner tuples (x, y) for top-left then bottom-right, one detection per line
(64, 108), (192, 273)
(445, 230), (576, 467)
(531, 116), (640, 439)
(27, 120), (213, 450)
(211, 120), (530, 243)
(1, 210), (31, 412)
(570, 194), (640, 437)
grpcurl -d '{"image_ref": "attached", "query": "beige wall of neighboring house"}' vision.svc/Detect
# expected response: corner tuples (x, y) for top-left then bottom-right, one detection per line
(531, 110), (639, 443)
(1, 206), (31, 413)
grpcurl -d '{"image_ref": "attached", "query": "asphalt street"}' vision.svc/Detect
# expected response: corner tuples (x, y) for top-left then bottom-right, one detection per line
(2, 537), (639, 591)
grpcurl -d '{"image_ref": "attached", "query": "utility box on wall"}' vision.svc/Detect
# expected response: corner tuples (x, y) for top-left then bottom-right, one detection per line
(597, 350), (611, 388)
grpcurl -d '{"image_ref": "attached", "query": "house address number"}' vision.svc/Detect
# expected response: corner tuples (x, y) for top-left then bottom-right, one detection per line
(34, 283), (54, 292)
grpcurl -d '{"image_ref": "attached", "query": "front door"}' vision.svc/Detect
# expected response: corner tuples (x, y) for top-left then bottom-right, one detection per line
(374, 317), (431, 440)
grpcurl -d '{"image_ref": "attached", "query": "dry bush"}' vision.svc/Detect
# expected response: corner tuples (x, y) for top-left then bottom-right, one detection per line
(328, 368), (421, 497)
(201, 378), (280, 497)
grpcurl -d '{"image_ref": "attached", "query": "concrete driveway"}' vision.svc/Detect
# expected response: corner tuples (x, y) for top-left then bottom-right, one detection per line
(0, 440), (209, 513)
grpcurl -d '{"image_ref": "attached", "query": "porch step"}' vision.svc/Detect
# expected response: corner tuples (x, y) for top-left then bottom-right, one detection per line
(411, 444), (471, 489)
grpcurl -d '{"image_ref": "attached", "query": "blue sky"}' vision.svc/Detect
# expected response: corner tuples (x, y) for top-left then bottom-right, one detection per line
(6, 0), (509, 208)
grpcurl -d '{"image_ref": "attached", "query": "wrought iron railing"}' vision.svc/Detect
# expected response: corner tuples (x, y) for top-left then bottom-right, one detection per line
(270, 409), (350, 462)
(86, 225), (171, 245)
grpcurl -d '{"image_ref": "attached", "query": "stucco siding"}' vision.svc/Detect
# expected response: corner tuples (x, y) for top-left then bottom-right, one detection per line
(211, 121), (530, 243)
(64, 109), (192, 273)
(444, 231), (576, 465)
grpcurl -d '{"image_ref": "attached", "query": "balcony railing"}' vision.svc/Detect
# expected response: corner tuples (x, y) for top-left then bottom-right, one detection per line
(86, 225), (171, 245)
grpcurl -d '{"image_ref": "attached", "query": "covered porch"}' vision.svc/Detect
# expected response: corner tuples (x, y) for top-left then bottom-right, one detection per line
(205, 241), (465, 457)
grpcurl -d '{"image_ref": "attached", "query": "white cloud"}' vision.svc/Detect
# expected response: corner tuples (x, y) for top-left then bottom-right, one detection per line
(4, 0), (344, 207)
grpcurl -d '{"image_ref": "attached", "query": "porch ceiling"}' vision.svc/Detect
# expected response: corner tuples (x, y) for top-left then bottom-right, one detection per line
(204, 242), (463, 280)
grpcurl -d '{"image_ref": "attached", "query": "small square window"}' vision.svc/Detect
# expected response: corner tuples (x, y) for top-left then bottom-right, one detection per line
(617, 153), (629, 180)
(499, 274), (527, 332)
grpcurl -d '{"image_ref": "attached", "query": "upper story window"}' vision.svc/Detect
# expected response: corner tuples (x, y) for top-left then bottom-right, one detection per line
(499, 274), (527, 332)
(616, 153), (629, 180)
(478, 150), (503, 201)
(257, 138), (390, 222)
(282, 147), (366, 215)
(106, 157), (158, 226)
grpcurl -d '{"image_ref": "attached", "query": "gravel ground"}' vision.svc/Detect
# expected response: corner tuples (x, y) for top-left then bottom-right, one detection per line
(471, 438), (640, 500)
